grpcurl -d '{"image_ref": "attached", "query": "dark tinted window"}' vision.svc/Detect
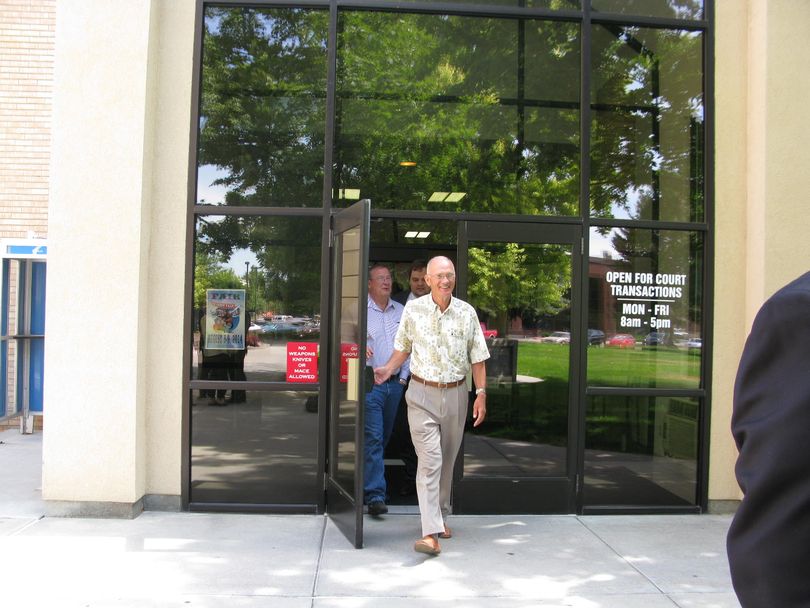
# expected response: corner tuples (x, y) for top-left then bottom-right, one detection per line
(335, 13), (580, 215)
(192, 215), (322, 384)
(197, 7), (329, 208)
(591, 0), (703, 20)
(190, 390), (319, 504)
(587, 227), (703, 388)
(584, 395), (699, 508)
(591, 26), (704, 222)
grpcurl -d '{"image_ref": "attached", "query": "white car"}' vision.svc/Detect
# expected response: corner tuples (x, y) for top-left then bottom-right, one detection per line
(541, 331), (571, 344)
(687, 337), (702, 351)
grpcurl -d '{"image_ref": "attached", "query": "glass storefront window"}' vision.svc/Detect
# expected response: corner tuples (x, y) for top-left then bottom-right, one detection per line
(590, 26), (704, 222)
(584, 395), (698, 507)
(394, 0), (579, 8)
(591, 0), (703, 20)
(196, 7), (329, 208)
(464, 240), (573, 478)
(335, 13), (580, 215)
(192, 215), (322, 385)
(587, 227), (702, 389)
(188, 3), (712, 515)
(190, 390), (320, 505)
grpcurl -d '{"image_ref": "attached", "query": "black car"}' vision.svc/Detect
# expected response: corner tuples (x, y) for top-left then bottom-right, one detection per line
(643, 331), (670, 347)
(587, 329), (605, 346)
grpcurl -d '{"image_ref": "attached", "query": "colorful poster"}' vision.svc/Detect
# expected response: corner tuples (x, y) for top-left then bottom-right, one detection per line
(287, 342), (319, 383)
(204, 289), (246, 351)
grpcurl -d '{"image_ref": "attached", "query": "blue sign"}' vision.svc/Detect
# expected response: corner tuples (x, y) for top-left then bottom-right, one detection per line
(7, 245), (47, 256)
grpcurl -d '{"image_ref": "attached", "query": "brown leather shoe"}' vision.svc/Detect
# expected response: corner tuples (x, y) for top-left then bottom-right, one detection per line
(439, 524), (452, 539)
(414, 535), (441, 555)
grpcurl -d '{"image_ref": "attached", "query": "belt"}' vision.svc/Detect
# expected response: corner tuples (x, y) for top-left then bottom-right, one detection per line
(410, 374), (465, 389)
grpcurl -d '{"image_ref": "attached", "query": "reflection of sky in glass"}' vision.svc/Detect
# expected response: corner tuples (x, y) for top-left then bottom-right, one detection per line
(589, 228), (616, 259)
(228, 248), (260, 278)
(197, 164), (228, 205)
(196, 215), (260, 275)
(205, 11), (222, 35)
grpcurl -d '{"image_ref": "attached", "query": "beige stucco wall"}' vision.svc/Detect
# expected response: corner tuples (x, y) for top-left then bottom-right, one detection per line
(711, 0), (810, 503)
(710, 0), (748, 503)
(759, 0), (810, 297)
(43, 0), (193, 506)
(143, 1), (195, 498)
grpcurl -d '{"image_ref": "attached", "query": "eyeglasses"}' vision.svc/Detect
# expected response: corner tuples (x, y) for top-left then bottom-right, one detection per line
(429, 273), (456, 281)
(370, 275), (392, 282)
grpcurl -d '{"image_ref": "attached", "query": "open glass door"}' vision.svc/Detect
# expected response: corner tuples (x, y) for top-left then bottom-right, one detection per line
(455, 221), (581, 513)
(327, 199), (370, 547)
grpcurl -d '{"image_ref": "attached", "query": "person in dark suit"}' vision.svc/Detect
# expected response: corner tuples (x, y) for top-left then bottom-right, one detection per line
(388, 260), (429, 496)
(727, 270), (810, 606)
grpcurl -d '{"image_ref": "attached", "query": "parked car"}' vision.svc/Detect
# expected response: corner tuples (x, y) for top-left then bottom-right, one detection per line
(541, 331), (571, 344)
(606, 333), (636, 348)
(643, 331), (671, 347)
(261, 320), (311, 338)
(479, 322), (498, 339)
(687, 337), (702, 352)
(297, 321), (320, 338)
(587, 329), (605, 346)
(673, 329), (690, 347)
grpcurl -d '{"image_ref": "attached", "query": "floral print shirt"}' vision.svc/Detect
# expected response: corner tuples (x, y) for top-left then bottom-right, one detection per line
(394, 294), (490, 383)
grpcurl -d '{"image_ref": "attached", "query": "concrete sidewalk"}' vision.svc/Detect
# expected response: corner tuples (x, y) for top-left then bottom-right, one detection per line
(0, 431), (740, 607)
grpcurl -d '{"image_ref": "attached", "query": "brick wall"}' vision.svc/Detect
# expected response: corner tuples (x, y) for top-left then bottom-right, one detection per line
(0, 0), (54, 241)
(0, 0), (53, 429)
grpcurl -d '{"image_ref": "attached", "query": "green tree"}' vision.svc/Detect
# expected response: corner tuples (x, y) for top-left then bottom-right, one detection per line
(468, 243), (571, 335)
(193, 251), (244, 309)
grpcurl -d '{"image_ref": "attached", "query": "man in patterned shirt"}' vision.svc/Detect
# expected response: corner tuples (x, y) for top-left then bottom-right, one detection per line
(364, 263), (410, 517)
(374, 256), (489, 555)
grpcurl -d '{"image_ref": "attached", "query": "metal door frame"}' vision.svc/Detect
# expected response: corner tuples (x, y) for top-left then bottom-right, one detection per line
(455, 221), (583, 513)
(326, 198), (371, 548)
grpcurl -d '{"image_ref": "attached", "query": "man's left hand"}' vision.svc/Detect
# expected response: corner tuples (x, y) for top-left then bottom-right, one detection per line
(472, 394), (486, 427)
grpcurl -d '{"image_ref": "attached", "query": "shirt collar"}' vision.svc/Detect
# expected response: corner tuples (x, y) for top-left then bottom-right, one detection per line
(368, 295), (394, 312)
(429, 295), (454, 315)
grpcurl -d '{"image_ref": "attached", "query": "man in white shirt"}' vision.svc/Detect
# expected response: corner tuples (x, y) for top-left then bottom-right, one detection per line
(374, 256), (489, 555)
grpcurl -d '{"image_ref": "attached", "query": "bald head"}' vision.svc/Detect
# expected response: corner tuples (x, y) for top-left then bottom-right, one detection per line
(426, 256), (454, 276)
(425, 256), (456, 309)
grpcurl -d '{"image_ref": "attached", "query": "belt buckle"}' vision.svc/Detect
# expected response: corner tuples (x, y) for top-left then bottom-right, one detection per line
(437, 381), (449, 389)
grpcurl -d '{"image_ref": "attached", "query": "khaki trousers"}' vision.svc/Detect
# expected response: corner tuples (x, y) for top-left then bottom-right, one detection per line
(405, 381), (467, 537)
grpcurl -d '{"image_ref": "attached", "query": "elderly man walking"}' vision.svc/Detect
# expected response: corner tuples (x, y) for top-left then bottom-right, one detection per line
(374, 256), (489, 555)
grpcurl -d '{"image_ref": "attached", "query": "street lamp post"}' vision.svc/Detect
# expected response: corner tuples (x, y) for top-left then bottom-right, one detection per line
(245, 261), (250, 312)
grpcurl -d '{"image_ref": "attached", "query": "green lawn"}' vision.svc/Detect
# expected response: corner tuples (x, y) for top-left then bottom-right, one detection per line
(476, 341), (701, 447)
(516, 341), (700, 389)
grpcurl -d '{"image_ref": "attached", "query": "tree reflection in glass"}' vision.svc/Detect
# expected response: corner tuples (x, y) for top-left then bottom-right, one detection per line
(334, 13), (580, 215)
(197, 7), (329, 208)
(591, 26), (704, 221)
(465, 242), (572, 477)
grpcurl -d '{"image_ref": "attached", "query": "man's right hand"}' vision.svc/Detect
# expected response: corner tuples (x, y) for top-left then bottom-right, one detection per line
(373, 367), (391, 385)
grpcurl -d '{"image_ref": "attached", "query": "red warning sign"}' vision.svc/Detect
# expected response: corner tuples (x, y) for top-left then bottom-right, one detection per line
(286, 342), (318, 383)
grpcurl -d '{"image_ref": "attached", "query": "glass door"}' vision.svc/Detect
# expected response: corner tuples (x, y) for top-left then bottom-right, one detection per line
(454, 221), (581, 513)
(326, 199), (370, 547)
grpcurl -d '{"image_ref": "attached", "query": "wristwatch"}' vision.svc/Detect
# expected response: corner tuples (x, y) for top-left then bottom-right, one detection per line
(475, 388), (486, 395)
(399, 378), (408, 385)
